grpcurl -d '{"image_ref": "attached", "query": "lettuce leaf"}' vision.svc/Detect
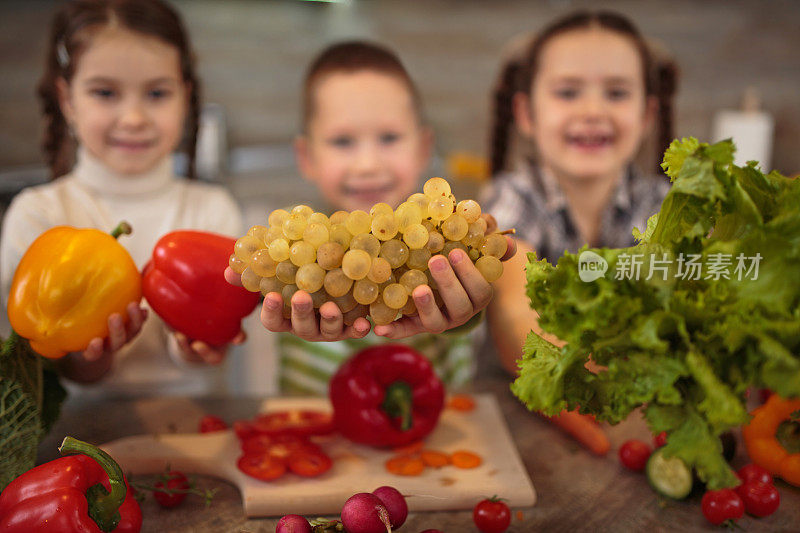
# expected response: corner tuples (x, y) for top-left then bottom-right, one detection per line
(513, 138), (800, 489)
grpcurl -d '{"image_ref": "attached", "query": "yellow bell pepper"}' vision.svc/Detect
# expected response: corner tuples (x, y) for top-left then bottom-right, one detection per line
(7, 224), (142, 359)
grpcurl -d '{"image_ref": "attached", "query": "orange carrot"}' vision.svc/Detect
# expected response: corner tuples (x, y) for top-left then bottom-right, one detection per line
(547, 409), (610, 456)
(450, 450), (482, 469)
(385, 455), (425, 476)
(447, 394), (476, 412)
(516, 510), (524, 521)
(421, 449), (450, 468)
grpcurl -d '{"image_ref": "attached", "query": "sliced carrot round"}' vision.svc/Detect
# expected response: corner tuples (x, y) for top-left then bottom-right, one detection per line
(450, 450), (482, 469)
(385, 455), (425, 476)
(421, 449), (450, 468)
(447, 394), (476, 411)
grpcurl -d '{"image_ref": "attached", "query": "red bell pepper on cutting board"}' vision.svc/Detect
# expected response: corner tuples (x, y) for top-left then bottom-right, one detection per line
(330, 344), (445, 447)
(0, 436), (142, 532)
(142, 230), (260, 346)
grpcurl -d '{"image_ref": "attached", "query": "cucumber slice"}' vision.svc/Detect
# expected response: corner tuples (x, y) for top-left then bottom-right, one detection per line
(646, 448), (692, 500)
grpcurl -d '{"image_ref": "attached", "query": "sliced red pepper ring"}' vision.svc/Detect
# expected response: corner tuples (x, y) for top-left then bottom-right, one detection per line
(288, 449), (333, 478)
(237, 453), (287, 481)
(252, 410), (335, 437)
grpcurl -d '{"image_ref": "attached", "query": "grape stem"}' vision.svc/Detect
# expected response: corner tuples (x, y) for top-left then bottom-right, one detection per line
(498, 228), (516, 235)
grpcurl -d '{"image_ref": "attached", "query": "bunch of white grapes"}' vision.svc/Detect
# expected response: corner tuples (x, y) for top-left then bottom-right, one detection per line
(229, 177), (506, 326)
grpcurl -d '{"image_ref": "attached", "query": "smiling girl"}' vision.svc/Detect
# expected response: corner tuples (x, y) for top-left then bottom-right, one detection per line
(0, 0), (245, 394)
(482, 11), (679, 373)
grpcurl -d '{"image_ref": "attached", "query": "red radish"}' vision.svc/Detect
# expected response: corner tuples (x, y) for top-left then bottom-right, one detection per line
(341, 492), (392, 533)
(372, 485), (408, 528)
(275, 514), (311, 533)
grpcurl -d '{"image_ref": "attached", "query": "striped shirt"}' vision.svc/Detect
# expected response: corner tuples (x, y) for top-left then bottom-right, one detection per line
(481, 164), (670, 263)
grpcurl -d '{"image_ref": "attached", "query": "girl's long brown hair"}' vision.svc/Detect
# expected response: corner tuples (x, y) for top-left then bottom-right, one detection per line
(489, 10), (679, 177)
(38, 0), (200, 179)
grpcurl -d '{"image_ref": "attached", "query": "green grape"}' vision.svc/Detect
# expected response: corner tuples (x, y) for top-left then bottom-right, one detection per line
(329, 224), (352, 249)
(331, 292), (357, 313)
(276, 260), (298, 284)
(283, 213), (308, 240)
(401, 298), (417, 316)
(268, 238), (290, 262)
(259, 276), (283, 296)
(265, 226), (284, 244)
(291, 204), (314, 218)
(316, 242), (345, 270)
(408, 193), (430, 218)
(296, 263), (325, 293)
(480, 233), (508, 258)
(289, 241), (316, 266)
(406, 247), (432, 270)
(456, 199), (481, 223)
(426, 231), (445, 253)
(323, 268), (353, 297)
(282, 283), (299, 304)
(303, 223), (329, 248)
(229, 254), (246, 274)
(462, 229), (485, 248)
(379, 239), (409, 269)
(353, 279), (379, 305)
(268, 208), (289, 228)
(441, 240), (468, 258)
(468, 248), (480, 261)
(421, 219), (436, 232)
(423, 177), (451, 198)
(383, 283), (408, 309)
(367, 256), (392, 284)
(402, 223), (429, 249)
(399, 269), (428, 294)
(370, 298), (397, 325)
(282, 304), (292, 319)
(250, 248), (278, 277)
(234, 235), (263, 262)
(240, 267), (261, 292)
(395, 202), (422, 230)
(379, 273), (397, 292)
(428, 196), (455, 222)
(308, 211), (331, 228)
(475, 255), (503, 282)
(329, 210), (349, 225)
(247, 225), (268, 243)
(346, 210), (372, 235)
(371, 213), (399, 241)
(441, 213), (469, 241)
(343, 304), (369, 326)
(469, 217), (488, 234)
(342, 249), (371, 280)
(309, 290), (329, 308)
(350, 233), (381, 257)
(370, 202), (394, 217)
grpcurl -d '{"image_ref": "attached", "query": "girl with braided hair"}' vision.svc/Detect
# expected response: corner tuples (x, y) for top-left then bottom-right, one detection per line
(0, 0), (245, 394)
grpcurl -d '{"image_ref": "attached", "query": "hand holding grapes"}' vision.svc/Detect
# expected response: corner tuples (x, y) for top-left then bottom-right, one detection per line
(225, 178), (514, 341)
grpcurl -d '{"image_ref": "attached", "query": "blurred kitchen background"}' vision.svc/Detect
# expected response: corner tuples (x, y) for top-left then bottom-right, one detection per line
(1, 0), (798, 391)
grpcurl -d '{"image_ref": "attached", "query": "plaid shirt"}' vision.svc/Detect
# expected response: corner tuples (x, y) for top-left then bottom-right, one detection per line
(481, 164), (670, 263)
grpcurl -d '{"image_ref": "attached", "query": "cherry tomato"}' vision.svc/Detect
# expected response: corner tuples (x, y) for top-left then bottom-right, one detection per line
(738, 481), (780, 517)
(653, 431), (667, 448)
(237, 452), (287, 481)
(199, 415), (227, 433)
(253, 410), (335, 437)
(153, 471), (189, 508)
(701, 489), (744, 525)
(736, 463), (773, 486)
(473, 497), (511, 533)
(618, 440), (652, 471)
(288, 449), (333, 477)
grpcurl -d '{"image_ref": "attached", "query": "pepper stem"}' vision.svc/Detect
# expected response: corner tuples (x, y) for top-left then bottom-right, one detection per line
(110, 221), (133, 240)
(381, 381), (413, 432)
(59, 436), (127, 533)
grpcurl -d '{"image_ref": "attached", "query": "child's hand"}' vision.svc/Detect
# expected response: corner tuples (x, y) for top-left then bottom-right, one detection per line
(59, 302), (147, 383)
(261, 291), (372, 341)
(373, 236), (516, 339)
(173, 330), (246, 365)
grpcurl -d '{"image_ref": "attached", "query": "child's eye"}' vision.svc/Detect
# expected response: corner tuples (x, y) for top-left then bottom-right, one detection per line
(553, 87), (579, 100)
(90, 88), (116, 99)
(606, 88), (631, 101)
(147, 88), (172, 100)
(379, 132), (401, 145)
(329, 136), (354, 148)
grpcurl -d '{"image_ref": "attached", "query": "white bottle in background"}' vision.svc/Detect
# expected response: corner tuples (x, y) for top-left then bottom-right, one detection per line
(711, 87), (774, 169)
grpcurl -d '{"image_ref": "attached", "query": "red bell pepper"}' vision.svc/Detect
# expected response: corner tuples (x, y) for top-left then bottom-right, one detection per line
(0, 436), (141, 532)
(142, 230), (260, 346)
(329, 344), (445, 447)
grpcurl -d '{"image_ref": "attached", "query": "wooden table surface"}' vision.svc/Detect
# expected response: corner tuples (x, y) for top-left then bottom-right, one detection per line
(38, 358), (800, 533)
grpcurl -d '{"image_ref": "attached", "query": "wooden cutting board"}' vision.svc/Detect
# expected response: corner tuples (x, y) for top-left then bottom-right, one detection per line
(100, 394), (536, 517)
